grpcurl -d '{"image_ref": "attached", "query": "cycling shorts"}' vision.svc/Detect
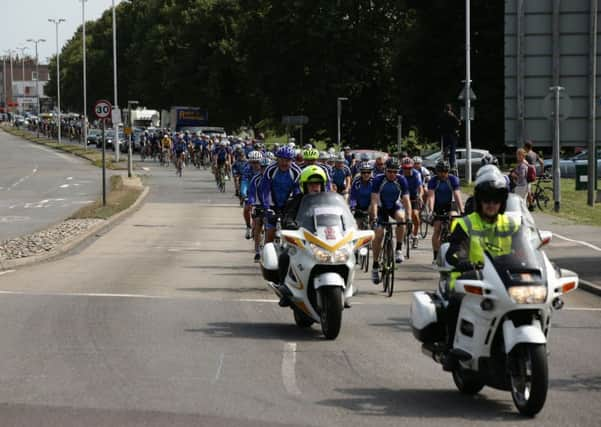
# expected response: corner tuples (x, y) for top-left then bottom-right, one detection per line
(377, 203), (404, 225)
(410, 197), (422, 211)
(433, 203), (453, 219)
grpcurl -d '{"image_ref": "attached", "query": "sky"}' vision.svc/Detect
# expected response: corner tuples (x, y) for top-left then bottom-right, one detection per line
(1, 0), (121, 63)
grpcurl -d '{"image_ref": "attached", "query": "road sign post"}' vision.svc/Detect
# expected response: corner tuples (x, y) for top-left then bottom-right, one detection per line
(94, 100), (112, 206)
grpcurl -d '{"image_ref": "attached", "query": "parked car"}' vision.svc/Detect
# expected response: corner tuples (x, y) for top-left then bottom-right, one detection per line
(422, 148), (496, 179)
(350, 149), (389, 161)
(542, 149), (601, 178)
(96, 129), (125, 150)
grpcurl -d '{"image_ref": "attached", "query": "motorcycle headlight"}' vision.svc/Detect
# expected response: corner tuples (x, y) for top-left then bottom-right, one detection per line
(507, 286), (547, 304)
(310, 244), (350, 264)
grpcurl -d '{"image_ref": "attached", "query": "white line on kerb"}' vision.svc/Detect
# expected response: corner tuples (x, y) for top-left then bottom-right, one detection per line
(212, 353), (224, 384)
(564, 307), (601, 312)
(282, 342), (301, 396)
(0, 270), (16, 276)
(552, 233), (601, 253)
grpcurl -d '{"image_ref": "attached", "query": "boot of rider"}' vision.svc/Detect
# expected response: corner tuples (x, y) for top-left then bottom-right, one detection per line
(442, 293), (462, 371)
(277, 251), (291, 307)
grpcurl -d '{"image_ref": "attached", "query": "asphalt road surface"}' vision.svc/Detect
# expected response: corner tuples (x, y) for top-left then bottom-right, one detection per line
(0, 130), (100, 241)
(0, 160), (599, 426)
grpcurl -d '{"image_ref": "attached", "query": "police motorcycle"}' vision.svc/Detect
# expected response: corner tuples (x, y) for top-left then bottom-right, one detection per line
(261, 192), (374, 339)
(410, 194), (578, 416)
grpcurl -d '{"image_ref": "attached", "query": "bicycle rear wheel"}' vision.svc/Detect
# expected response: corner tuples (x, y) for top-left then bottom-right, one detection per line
(386, 239), (395, 297)
(405, 228), (411, 260)
(536, 188), (550, 210)
(364, 245), (370, 273)
(419, 220), (429, 239)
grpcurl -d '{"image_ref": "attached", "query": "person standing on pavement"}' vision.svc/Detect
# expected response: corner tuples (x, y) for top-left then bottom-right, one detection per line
(439, 104), (461, 172)
(511, 148), (529, 201)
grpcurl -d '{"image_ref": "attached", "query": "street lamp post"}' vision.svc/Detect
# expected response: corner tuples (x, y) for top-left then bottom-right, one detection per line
(80, 0), (88, 149)
(112, 0), (120, 161)
(16, 47), (28, 114)
(337, 97), (348, 148)
(4, 50), (14, 120)
(49, 18), (65, 144)
(465, 0), (473, 183)
(26, 38), (45, 137)
(127, 100), (138, 178)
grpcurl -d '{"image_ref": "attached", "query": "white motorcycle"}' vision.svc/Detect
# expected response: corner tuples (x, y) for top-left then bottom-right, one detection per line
(261, 192), (374, 339)
(410, 211), (578, 416)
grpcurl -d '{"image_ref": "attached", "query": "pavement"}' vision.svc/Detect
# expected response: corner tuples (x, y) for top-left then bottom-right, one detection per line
(0, 157), (599, 426)
(0, 129), (101, 241)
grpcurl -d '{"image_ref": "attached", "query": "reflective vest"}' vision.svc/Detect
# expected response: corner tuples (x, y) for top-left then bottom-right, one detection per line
(449, 212), (519, 290)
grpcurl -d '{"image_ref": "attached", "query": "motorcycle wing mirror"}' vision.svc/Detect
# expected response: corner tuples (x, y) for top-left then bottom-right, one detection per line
(537, 230), (553, 249)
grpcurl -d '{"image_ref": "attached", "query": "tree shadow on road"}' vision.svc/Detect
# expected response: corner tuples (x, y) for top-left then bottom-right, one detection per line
(368, 317), (413, 333)
(185, 321), (324, 341)
(317, 387), (520, 421)
(550, 374), (601, 392)
(176, 286), (270, 294)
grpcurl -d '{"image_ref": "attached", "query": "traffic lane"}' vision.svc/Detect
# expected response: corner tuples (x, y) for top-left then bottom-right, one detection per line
(0, 294), (598, 427)
(0, 130), (100, 241)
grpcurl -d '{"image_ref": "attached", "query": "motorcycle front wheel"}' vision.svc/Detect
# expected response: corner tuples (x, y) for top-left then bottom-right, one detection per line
(510, 343), (548, 417)
(319, 287), (343, 340)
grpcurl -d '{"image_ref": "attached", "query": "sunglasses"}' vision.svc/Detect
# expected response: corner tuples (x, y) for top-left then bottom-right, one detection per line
(361, 171), (371, 174)
(386, 169), (398, 173)
(481, 199), (502, 205)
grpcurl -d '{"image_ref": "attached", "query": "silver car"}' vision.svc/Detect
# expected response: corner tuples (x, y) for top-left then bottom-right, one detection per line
(423, 148), (496, 179)
(542, 150), (601, 178)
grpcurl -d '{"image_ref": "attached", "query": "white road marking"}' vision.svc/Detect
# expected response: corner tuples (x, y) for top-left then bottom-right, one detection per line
(0, 290), (172, 299)
(6, 168), (38, 191)
(59, 184), (70, 188)
(212, 353), (224, 384)
(66, 177), (73, 180)
(238, 298), (278, 303)
(0, 270), (16, 276)
(564, 307), (601, 312)
(0, 216), (30, 223)
(552, 232), (601, 252)
(282, 342), (301, 396)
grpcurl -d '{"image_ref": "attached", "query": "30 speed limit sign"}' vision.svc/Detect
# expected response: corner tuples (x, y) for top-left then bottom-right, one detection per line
(94, 99), (112, 119)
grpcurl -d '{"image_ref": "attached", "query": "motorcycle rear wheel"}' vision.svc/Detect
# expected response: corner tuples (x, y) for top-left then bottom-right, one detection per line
(452, 367), (485, 395)
(510, 343), (548, 417)
(319, 287), (343, 340)
(293, 310), (314, 328)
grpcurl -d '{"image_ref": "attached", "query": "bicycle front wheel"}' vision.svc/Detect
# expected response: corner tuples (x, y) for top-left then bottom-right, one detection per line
(386, 239), (395, 297)
(419, 220), (429, 239)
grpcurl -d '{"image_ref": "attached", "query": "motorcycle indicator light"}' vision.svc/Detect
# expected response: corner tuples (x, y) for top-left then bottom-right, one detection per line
(507, 286), (547, 304)
(464, 285), (483, 295)
(560, 281), (576, 294)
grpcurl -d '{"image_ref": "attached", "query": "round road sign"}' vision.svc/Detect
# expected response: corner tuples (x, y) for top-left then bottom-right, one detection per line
(94, 99), (112, 119)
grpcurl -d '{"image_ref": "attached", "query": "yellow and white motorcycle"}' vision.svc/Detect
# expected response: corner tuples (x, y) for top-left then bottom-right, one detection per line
(261, 192), (374, 339)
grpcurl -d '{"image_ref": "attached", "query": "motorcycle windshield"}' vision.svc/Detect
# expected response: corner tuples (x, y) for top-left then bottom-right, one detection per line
(487, 225), (547, 288)
(296, 192), (357, 234)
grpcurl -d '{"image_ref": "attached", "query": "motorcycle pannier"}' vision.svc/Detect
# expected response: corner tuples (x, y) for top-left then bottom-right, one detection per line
(410, 292), (445, 343)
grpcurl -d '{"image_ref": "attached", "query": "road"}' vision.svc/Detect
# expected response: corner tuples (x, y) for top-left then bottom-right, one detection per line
(0, 160), (599, 426)
(0, 130), (100, 241)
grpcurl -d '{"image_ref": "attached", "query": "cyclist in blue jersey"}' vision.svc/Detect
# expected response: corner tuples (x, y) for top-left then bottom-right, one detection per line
(401, 157), (424, 248)
(240, 151), (262, 239)
(343, 146), (355, 168)
(427, 160), (464, 263)
(232, 149), (248, 201)
(247, 157), (270, 262)
(350, 161), (374, 226)
(370, 158), (413, 284)
(331, 153), (352, 199)
(213, 140), (230, 186)
(302, 148), (333, 191)
(261, 146), (302, 243)
(173, 134), (188, 176)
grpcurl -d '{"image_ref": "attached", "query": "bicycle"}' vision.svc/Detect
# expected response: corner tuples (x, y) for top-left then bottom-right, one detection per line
(529, 173), (552, 211)
(216, 164), (227, 192)
(354, 209), (371, 273)
(378, 220), (409, 298)
(432, 212), (462, 245)
(418, 204), (430, 239)
(175, 152), (184, 177)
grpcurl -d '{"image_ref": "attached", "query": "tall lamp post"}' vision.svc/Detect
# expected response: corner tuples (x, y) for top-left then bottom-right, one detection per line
(49, 18), (65, 144)
(465, 0), (473, 183)
(4, 50), (14, 120)
(112, 0), (120, 161)
(337, 97), (348, 148)
(26, 38), (45, 136)
(81, 0), (88, 149)
(16, 47), (28, 114)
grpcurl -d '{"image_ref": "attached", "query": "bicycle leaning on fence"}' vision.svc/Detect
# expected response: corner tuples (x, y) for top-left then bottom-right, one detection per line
(529, 172), (552, 211)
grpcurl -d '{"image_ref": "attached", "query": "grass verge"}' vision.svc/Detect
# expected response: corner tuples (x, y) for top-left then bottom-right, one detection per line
(69, 175), (143, 220)
(1, 125), (118, 169)
(462, 178), (601, 226)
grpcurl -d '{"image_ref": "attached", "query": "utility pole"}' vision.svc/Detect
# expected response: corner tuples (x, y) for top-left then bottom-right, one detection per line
(550, 85), (564, 212)
(81, 0), (88, 149)
(49, 18), (65, 144)
(465, 0), (473, 183)
(16, 47), (28, 114)
(112, 0), (120, 161)
(337, 97), (348, 148)
(397, 115), (403, 154)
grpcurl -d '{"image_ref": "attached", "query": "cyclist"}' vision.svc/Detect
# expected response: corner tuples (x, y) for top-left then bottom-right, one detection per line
(232, 149), (248, 199)
(173, 134), (187, 174)
(247, 157), (270, 262)
(240, 151), (262, 239)
(401, 157), (423, 248)
(261, 146), (302, 243)
(427, 160), (464, 263)
(331, 153), (352, 198)
(350, 161), (374, 228)
(343, 146), (355, 168)
(213, 140), (230, 186)
(373, 155), (387, 176)
(161, 132), (172, 165)
(370, 158), (413, 284)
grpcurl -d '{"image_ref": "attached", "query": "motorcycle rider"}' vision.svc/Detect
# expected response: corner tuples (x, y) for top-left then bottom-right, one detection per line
(442, 167), (520, 368)
(302, 148), (333, 191)
(276, 166), (328, 306)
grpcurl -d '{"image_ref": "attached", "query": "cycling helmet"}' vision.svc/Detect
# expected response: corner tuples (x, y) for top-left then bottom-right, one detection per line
(359, 161), (373, 172)
(260, 157), (271, 167)
(319, 151), (330, 161)
(336, 152), (346, 162)
(435, 160), (450, 173)
(276, 146), (295, 160)
(303, 148), (319, 161)
(303, 143), (313, 149)
(265, 151), (276, 160)
(475, 164), (502, 180)
(401, 157), (414, 169)
(327, 147), (336, 154)
(343, 145), (351, 151)
(273, 143), (281, 150)
(248, 150), (263, 162)
(413, 156), (423, 164)
(299, 165), (327, 193)
(385, 158), (400, 170)
(219, 140), (227, 147)
(329, 153), (338, 162)
(288, 142), (296, 148)
(474, 167), (509, 214)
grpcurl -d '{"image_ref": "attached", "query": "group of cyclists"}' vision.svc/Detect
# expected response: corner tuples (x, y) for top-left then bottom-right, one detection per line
(205, 138), (466, 289)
